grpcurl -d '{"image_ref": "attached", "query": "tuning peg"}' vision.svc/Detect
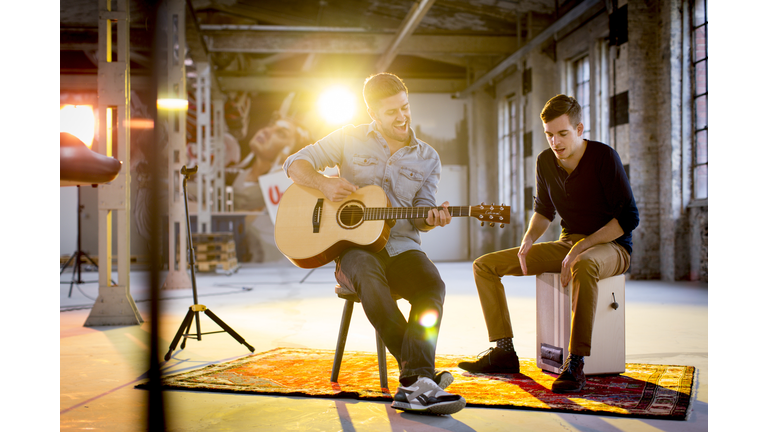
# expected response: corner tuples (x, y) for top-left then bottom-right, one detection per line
(490, 222), (495, 227)
(480, 221), (484, 227)
(500, 224), (505, 228)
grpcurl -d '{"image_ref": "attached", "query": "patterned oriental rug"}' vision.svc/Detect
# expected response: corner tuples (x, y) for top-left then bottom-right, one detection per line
(139, 347), (695, 420)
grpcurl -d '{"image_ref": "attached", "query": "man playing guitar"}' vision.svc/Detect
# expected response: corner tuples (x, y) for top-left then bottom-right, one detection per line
(282, 73), (466, 416)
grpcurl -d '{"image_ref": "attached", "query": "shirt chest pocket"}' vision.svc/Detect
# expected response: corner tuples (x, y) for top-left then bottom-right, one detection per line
(351, 155), (379, 186)
(393, 166), (425, 201)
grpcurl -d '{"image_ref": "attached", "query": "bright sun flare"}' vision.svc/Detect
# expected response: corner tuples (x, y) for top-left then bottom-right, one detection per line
(60, 105), (95, 148)
(419, 310), (439, 328)
(317, 86), (356, 125)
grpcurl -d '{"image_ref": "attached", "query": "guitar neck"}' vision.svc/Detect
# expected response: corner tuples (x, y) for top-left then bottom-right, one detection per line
(364, 206), (471, 221)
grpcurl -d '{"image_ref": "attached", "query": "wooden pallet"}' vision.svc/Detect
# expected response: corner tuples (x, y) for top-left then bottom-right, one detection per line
(196, 257), (239, 273)
(177, 250), (237, 263)
(194, 241), (236, 254)
(184, 232), (239, 274)
(191, 232), (234, 243)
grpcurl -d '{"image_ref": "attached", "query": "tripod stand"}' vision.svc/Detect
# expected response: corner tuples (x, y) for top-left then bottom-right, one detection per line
(60, 186), (106, 297)
(164, 165), (255, 361)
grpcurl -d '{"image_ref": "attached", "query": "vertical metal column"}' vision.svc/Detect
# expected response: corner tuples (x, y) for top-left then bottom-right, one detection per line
(86, 0), (143, 326)
(162, 0), (193, 290)
(195, 62), (212, 232)
(212, 98), (225, 212)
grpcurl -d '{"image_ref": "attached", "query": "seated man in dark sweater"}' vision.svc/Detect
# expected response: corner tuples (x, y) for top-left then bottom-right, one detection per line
(459, 94), (639, 393)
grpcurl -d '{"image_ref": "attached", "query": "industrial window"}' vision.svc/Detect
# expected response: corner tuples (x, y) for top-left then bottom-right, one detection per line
(498, 97), (520, 212)
(573, 55), (591, 139)
(692, 0), (708, 200)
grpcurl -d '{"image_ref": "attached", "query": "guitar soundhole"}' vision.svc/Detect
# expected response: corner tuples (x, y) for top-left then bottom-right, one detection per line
(337, 201), (365, 229)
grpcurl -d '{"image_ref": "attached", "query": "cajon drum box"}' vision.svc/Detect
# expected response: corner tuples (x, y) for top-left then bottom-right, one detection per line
(536, 273), (626, 375)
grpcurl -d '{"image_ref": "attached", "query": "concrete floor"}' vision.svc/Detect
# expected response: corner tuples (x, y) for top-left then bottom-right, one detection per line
(58, 259), (709, 431)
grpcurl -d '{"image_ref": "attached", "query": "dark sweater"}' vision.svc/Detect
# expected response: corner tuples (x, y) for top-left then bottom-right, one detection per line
(533, 140), (639, 254)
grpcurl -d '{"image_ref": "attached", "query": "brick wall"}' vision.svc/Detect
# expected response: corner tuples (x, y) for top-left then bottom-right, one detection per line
(627, 0), (662, 279)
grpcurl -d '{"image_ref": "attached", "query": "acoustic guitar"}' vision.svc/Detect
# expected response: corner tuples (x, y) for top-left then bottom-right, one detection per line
(274, 184), (510, 269)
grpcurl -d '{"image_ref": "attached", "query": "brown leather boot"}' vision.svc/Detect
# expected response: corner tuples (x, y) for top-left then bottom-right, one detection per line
(458, 347), (520, 374)
(551, 354), (586, 393)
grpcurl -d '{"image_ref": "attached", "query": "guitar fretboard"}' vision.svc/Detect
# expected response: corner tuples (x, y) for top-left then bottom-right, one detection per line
(362, 206), (471, 221)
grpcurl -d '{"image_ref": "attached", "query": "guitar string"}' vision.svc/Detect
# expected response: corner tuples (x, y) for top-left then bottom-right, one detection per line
(338, 206), (482, 220)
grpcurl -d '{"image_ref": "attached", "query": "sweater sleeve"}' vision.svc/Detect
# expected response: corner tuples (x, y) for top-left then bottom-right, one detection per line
(600, 148), (639, 235)
(533, 153), (557, 222)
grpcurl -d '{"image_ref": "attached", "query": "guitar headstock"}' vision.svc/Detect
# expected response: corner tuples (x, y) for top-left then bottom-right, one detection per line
(470, 203), (511, 228)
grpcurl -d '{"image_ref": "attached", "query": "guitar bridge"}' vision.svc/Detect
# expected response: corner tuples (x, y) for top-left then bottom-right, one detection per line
(312, 198), (324, 233)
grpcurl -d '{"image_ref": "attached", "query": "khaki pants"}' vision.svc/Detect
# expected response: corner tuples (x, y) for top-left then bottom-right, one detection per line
(473, 233), (630, 356)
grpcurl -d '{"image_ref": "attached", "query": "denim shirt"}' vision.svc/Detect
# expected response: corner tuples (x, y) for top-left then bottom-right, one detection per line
(282, 121), (442, 256)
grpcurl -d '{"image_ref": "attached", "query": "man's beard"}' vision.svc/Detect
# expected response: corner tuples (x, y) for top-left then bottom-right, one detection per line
(380, 120), (409, 143)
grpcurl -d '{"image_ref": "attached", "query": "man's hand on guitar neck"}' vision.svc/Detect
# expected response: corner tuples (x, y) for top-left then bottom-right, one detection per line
(319, 177), (359, 202)
(425, 201), (452, 228)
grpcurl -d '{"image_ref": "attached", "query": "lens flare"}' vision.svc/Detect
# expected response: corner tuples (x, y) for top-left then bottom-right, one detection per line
(419, 310), (439, 328)
(60, 105), (95, 148)
(157, 98), (189, 111)
(317, 85), (356, 125)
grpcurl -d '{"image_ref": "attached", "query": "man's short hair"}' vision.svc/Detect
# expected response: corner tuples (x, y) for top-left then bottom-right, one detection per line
(540, 94), (582, 127)
(363, 73), (408, 110)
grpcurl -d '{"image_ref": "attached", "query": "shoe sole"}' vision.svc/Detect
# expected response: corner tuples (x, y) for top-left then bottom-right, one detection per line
(391, 397), (466, 415)
(435, 372), (454, 389)
(551, 383), (585, 394)
(551, 387), (584, 394)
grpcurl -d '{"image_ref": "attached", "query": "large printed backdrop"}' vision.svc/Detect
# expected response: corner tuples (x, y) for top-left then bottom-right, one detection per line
(139, 347), (695, 420)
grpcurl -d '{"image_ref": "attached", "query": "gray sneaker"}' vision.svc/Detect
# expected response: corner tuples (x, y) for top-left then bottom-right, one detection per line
(434, 370), (454, 389)
(391, 376), (466, 415)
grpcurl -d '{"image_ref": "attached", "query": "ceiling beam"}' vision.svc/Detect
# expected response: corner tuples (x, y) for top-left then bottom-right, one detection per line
(197, 3), (316, 27)
(411, 53), (469, 68)
(204, 31), (517, 55)
(130, 50), (153, 68)
(454, 0), (602, 99)
(216, 76), (466, 93)
(199, 24), (379, 33)
(375, 0), (436, 72)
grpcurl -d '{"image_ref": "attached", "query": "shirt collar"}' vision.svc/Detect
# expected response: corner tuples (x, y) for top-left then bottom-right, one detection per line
(366, 120), (420, 148)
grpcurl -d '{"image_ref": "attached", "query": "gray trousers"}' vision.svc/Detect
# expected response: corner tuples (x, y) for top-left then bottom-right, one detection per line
(336, 248), (445, 384)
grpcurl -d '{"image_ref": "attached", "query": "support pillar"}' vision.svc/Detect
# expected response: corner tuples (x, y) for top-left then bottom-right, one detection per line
(162, 0), (193, 290)
(195, 62), (213, 232)
(86, 0), (143, 326)
(212, 98), (225, 212)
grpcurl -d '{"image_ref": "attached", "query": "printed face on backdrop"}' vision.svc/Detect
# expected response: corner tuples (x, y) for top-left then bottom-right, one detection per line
(369, 91), (411, 144)
(543, 114), (584, 162)
(249, 119), (299, 162)
(224, 91), (252, 141)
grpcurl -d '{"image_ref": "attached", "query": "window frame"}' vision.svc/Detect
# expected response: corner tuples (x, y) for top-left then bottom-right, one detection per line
(571, 54), (591, 140)
(497, 95), (520, 213)
(691, 0), (708, 204)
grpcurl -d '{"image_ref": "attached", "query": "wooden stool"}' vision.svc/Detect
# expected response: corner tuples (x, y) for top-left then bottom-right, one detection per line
(535, 272), (626, 375)
(331, 283), (390, 391)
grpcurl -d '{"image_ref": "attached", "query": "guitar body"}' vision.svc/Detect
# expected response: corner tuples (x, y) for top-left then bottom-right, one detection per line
(274, 184), (391, 269)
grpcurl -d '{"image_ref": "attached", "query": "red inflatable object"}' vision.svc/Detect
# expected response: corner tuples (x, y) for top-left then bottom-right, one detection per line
(60, 132), (122, 186)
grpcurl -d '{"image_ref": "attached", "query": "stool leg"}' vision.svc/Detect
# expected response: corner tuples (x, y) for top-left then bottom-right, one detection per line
(331, 299), (354, 383)
(375, 330), (388, 391)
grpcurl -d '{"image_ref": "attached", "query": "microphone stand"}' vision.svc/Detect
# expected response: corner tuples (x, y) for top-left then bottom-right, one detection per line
(164, 165), (255, 361)
(60, 185), (115, 297)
